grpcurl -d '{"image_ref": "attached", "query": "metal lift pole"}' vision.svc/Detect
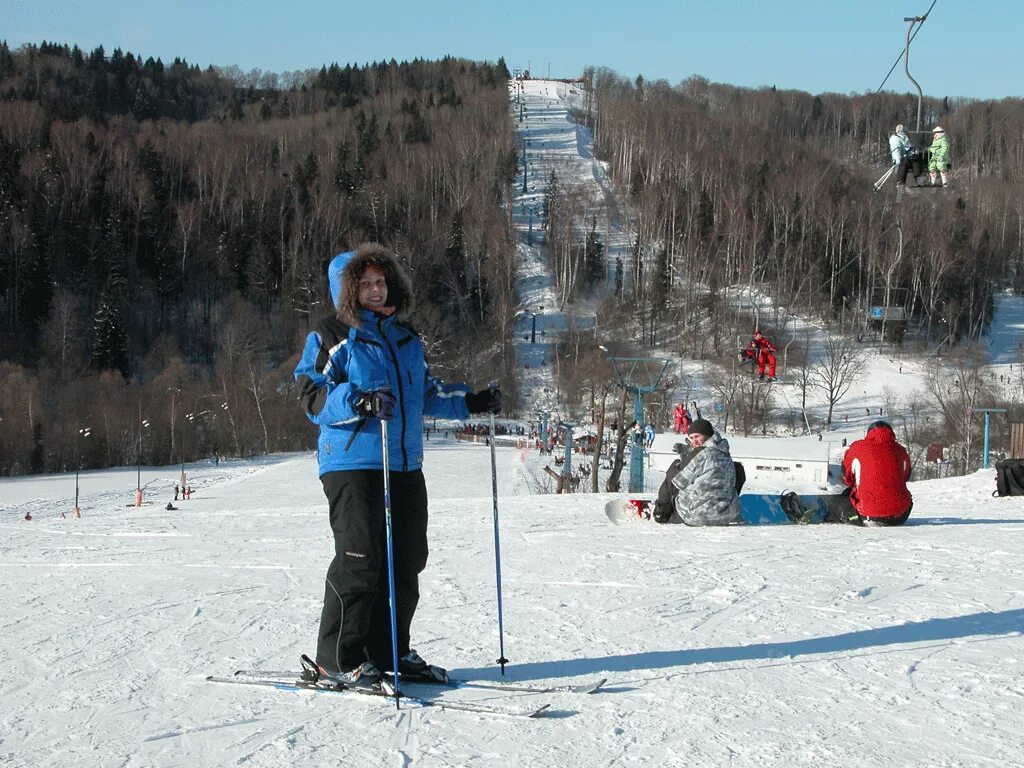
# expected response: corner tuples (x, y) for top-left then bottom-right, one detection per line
(903, 16), (925, 133)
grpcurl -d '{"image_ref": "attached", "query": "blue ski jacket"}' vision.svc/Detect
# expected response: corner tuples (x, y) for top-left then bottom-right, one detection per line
(294, 250), (470, 475)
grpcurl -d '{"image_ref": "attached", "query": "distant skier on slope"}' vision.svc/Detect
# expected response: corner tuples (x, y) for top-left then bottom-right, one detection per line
(294, 243), (501, 688)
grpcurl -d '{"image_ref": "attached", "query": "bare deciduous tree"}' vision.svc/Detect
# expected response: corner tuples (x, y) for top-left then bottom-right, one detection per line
(811, 333), (865, 425)
(925, 349), (996, 471)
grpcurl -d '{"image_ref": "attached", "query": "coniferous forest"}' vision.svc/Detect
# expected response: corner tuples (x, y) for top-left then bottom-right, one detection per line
(3, 42), (1024, 476)
(0, 42), (519, 475)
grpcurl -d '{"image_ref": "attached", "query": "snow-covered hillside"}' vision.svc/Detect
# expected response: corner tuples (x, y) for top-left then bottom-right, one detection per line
(2, 441), (1023, 767)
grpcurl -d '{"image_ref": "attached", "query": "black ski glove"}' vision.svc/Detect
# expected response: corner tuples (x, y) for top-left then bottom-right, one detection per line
(465, 388), (501, 415)
(353, 388), (396, 419)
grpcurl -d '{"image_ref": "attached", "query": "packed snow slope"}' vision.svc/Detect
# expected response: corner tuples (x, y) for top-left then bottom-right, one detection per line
(2, 440), (1023, 768)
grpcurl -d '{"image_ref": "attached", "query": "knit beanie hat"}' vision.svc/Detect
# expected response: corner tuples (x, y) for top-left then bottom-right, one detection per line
(688, 419), (714, 438)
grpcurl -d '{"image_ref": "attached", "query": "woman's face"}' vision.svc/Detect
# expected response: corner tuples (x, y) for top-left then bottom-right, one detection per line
(357, 265), (389, 310)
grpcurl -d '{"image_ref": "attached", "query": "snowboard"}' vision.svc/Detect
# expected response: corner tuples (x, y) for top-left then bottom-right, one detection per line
(605, 498), (654, 525)
(607, 493), (846, 526)
(740, 492), (845, 525)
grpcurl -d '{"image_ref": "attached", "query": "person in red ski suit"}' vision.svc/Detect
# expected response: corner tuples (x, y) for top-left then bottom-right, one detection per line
(834, 421), (913, 526)
(672, 402), (690, 434)
(750, 330), (777, 380)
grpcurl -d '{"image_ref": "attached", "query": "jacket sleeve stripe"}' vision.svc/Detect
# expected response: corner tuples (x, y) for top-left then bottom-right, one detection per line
(320, 338), (348, 377)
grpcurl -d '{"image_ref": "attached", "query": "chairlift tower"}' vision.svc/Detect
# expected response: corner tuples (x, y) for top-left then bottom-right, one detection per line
(559, 421), (575, 481)
(973, 408), (1007, 469)
(610, 357), (669, 493)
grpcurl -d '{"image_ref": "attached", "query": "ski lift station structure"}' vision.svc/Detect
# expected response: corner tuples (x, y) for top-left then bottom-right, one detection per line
(647, 434), (836, 489)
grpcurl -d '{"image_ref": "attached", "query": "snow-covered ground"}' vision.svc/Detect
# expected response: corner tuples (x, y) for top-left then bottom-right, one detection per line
(2, 441), (1023, 767)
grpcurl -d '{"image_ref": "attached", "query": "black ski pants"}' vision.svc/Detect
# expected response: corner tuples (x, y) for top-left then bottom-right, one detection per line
(823, 489), (912, 526)
(897, 154), (924, 184)
(316, 468), (429, 675)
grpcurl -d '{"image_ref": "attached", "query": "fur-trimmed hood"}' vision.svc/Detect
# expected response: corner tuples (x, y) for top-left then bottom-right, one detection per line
(327, 251), (355, 310)
(337, 243), (415, 328)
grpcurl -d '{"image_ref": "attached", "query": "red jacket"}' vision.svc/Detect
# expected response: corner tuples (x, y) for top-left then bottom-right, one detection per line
(842, 424), (913, 519)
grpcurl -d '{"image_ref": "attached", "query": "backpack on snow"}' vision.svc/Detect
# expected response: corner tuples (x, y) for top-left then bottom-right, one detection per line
(733, 461), (746, 493)
(993, 458), (1024, 497)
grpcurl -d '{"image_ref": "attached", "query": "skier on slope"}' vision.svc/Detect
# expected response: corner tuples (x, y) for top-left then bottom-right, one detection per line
(653, 419), (742, 526)
(828, 420), (913, 526)
(294, 243), (501, 687)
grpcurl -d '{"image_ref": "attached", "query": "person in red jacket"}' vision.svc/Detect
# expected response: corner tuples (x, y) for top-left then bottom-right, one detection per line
(672, 402), (690, 434)
(837, 421), (913, 526)
(751, 330), (777, 380)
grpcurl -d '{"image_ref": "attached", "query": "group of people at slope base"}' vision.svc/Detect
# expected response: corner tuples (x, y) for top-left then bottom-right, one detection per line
(651, 418), (913, 528)
(739, 329), (778, 381)
(889, 123), (952, 189)
(294, 243), (501, 688)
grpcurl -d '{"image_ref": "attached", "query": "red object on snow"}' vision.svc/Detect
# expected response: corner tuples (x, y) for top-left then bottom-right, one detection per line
(627, 499), (649, 518)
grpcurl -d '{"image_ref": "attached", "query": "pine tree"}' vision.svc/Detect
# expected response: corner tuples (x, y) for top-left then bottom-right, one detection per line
(543, 170), (558, 223)
(583, 218), (605, 289)
(91, 287), (129, 375)
(403, 100), (430, 143)
(30, 422), (44, 474)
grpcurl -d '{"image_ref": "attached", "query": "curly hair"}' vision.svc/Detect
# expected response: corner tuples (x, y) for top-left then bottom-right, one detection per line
(337, 243), (415, 328)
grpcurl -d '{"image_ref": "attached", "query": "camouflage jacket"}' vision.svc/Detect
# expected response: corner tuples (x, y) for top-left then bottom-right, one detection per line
(670, 434), (742, 526)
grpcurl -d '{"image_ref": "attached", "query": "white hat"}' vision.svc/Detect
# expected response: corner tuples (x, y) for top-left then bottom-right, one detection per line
(933, 125), (945, 133)
(895, 123), (905, 133)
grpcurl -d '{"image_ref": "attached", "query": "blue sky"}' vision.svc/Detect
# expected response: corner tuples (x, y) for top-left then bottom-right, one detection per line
(4, 1), (1021, 99)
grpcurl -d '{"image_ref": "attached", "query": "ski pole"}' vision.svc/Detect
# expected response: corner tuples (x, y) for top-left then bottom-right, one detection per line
(380, 416), (401, 708)
(489, 408), (510, 674)
(873, 163), (896, 192)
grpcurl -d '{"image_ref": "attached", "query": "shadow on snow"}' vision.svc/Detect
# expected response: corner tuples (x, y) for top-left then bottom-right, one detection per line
(454, 607), (1024, 682)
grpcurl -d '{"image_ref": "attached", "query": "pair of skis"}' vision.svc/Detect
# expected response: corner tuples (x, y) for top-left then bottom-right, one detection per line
(207, 657), (606, 718)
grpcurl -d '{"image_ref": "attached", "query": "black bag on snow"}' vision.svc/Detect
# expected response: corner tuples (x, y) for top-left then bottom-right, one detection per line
(993, 458), (1024, 497)
(733, 461), (746, 493)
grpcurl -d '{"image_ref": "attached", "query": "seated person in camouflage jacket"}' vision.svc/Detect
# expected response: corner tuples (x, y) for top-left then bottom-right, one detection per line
(654, 419), (743, 526)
